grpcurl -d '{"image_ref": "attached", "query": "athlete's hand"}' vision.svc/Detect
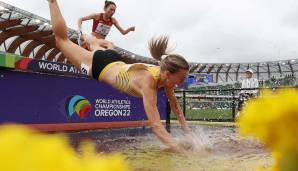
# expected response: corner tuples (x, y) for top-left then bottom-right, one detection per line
(171, 144), (189, 155)
(128, 26), (135, 32)
(183, 126), (192, 134)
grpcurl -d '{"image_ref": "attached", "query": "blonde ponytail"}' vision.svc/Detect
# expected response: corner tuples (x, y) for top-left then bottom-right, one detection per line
(148, 35), (189, 73)
(148, 35), (170, 61)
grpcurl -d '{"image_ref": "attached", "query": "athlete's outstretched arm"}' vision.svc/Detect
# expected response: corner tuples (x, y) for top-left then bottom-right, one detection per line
(141, 76), (185, 153)
(47, 0), (93, 73)
(113, 18), (135, 35)
(166, 88), (192, 133)
(78, 13), (98, 31)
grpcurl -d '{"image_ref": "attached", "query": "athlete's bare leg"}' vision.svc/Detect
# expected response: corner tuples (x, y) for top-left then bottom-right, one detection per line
(96, 39), (114, 50)
(81, 34), (114, 51)
(47, 0), (93, 75)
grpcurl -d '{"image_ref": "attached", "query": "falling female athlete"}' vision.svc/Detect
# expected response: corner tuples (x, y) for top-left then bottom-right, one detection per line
(47, 0), (192, 153)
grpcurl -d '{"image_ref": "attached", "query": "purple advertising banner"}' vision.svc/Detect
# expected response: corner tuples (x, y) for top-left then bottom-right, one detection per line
(27, 60), (87, 77)
(0, 51), (87, 77)
(0, 69), (168, 125)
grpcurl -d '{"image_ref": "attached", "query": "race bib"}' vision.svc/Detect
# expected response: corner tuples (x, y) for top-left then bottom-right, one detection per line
(95, 23), (111, 36)
(80, 63), (90, 75)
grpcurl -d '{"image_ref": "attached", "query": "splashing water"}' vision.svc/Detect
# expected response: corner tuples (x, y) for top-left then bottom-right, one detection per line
(69, 124), (272, 171)
(171, 125), (213, 153)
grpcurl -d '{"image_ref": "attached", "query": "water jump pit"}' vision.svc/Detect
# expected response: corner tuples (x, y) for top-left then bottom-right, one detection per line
(68, 124), (272, 171)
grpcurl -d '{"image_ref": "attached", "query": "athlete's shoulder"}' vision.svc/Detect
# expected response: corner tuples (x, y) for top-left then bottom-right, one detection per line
(111, 17), (117, 24)
(93, 13), (103, 20)
(140, 71), (157, 88)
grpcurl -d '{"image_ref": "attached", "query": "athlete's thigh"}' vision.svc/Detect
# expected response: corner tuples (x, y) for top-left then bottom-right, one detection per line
(96, 38), (112, 48)
(57, 39), (93, 70)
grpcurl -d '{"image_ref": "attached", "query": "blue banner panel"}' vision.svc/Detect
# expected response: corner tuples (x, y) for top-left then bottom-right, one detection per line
(188, 74), (214, 85)
(0, 70), (167, 125)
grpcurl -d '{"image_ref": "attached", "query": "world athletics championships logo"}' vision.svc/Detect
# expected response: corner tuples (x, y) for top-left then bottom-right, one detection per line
(66, 95), (92, 119)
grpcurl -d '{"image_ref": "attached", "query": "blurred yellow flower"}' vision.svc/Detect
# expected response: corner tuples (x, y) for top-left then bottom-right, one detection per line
(0, 125), (131, 171)
(238, 89), (298, 171)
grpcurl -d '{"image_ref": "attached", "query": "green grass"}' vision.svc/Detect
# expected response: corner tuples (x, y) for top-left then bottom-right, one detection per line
(171, 109), (233, 120)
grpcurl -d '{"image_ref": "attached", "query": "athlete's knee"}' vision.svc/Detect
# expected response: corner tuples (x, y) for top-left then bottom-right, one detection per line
(103, 41), (114, 49)
(108, 41), (114, 48)
(106, 40), (113, 45)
